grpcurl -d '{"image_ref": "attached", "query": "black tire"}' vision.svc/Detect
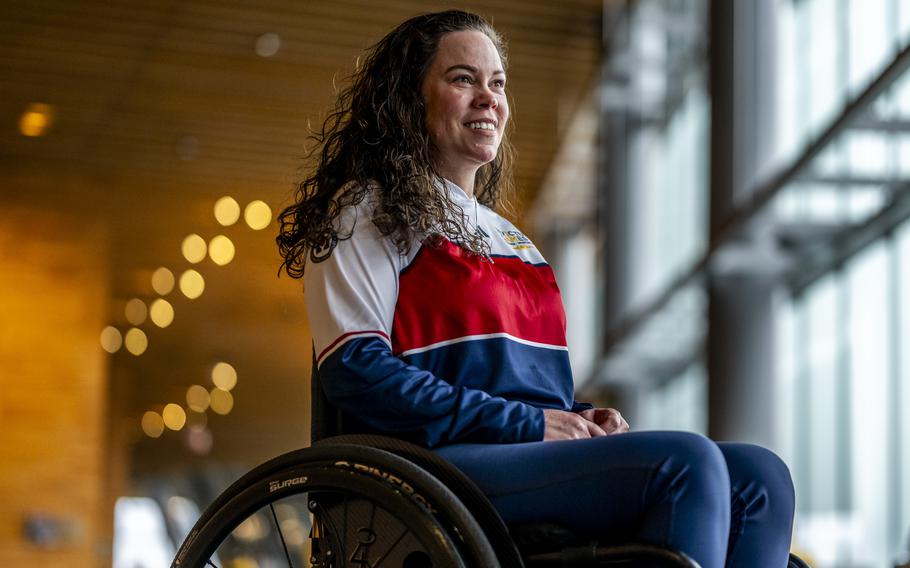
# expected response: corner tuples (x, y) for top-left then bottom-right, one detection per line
(317, 434), (525, 568)
(172, 444), (500, 568)
(789, 553), (812, 568)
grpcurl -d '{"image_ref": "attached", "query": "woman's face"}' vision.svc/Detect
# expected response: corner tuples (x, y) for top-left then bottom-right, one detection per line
(421, 30), (509, 189)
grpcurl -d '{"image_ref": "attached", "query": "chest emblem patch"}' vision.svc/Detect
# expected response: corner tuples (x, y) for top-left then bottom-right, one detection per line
(499, 229), (535, 250)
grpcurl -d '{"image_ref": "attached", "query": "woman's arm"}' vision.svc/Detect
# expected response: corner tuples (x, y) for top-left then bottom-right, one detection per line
(319, 336), (544, 446)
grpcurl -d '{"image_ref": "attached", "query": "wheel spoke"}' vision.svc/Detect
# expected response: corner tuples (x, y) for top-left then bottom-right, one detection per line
(269, 502), (295, 568)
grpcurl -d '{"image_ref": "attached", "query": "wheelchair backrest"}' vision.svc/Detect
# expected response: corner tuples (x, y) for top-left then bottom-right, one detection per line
(309, 351), (376, 443)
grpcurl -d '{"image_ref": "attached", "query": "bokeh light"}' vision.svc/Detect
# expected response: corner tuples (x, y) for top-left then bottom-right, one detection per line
(141, 411), (165, 438)
(124, 328), (148, 356)
(185, 427), (214, 455)
(255, 32), (281, 58)
(211, 362), (237, 391)
(208, 235), (235, 266)
(233, 516), (269, 543)
(19, 103), (55, 137)
(181, 234), (207, 264)
(100, 326), (122, 354)
(179, 269), (205, 299)
(151, 267), (175, 295)
(186, 385), (211, 412)
(149, 298), (174, 328)
(209, 388), (234, 415)
(244, 200), (272, 230)
(162, 403), (187, 431)
(214, 196), (240, 226)
(124, 298), (147, 325)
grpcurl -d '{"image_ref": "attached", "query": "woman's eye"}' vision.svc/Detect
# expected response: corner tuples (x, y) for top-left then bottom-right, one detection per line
(455, 75), (474, 84)
(492, 79), (506, 88)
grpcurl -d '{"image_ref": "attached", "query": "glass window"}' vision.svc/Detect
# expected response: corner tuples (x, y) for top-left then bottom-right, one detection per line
(640, 363), (707, 434)
(113, 497), (175, 568)
(848, 0), (890, 94)
(804, 275), (840, 513)
(901, 0), (910, 45)
(896, 222), (910, 558)
(776, 0), (800, 166)
(555, 227), (599, 386)
(775, 292), (797, 469)
(627, 86), (710, 310)
(805, 0), (841, 138)
(846, 241), (891, 566)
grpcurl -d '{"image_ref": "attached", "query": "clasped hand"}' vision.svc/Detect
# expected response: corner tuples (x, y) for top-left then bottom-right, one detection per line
(542, 408), (630, 441)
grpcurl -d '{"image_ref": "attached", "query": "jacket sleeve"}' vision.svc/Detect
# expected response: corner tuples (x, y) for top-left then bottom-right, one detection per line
(304, 199), (545, 448)
(571, 401), (594, 412)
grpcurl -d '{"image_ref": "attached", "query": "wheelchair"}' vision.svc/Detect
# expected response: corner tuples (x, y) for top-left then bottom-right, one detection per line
(171, 362), (812, 568)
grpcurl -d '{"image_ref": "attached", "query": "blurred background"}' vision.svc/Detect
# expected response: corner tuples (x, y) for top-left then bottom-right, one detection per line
(1, 0), (909, 566)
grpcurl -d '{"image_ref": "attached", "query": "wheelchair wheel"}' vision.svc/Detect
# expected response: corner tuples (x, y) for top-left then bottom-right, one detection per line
(172, 444), (500, 568)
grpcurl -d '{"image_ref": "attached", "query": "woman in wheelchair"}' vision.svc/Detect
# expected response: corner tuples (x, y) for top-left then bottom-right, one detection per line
(276, 10), (796, 568)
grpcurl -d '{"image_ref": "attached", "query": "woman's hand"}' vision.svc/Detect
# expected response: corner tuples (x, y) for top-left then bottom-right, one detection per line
(578, 408), (630, 435)
(542, 409), (607, 440)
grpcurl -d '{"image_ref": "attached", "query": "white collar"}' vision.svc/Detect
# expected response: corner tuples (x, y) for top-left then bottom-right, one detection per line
(440, 178), (475, 206)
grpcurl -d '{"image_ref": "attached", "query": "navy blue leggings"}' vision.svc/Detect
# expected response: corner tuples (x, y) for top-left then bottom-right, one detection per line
(435, 431), (795, 568)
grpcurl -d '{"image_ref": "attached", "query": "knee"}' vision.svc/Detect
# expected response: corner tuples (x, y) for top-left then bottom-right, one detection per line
(722, 444), (796, 522)
(647, 432), (731, 506)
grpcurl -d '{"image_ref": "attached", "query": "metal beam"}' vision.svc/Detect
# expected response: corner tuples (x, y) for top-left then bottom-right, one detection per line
(603, 38), (910, 351)
(788, 183), (910, 294)
(849, 117), (910, 132)
(712, 39), (910, 248)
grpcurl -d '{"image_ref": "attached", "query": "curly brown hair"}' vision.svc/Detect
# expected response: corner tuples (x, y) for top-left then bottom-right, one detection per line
(277, 10), (515, 278)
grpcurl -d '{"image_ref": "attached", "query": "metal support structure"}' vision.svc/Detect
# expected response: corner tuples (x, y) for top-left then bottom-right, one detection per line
(602, 24), (910, 355)
(706, 0), (779, 444)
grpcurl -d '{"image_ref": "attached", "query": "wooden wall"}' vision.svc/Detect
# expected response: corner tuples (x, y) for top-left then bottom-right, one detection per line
(0, 206), (111, 566)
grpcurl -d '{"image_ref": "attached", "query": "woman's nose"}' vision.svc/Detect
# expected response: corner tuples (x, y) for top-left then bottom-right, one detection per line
(474, 87), (498, 109)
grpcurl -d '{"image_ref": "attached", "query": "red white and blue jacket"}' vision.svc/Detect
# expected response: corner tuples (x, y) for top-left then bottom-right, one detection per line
(305, 180), (586, 448)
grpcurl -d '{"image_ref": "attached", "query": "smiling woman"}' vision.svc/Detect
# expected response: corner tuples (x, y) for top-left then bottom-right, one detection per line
(276, 11), (514, 271)
(275, 10), (796, 568)
(421, 30), (509, 193)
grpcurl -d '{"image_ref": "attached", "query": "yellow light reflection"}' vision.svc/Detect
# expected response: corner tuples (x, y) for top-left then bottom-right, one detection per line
(151, 267), (175, 295)
(280, 517), (306, 547)
(149, 298), (174, 328)
(179, 269), (205, 299)
(182, 234), (207, 264)
(233, 516), (269, 543)
(211, 362), (237, 391)
(124, 328), (148, 356)
(125, 298), (147, 325)
(244, 200), (272, 230)
(141, 411), (165, 438)
(162, 403), (187, 431)
(210, 388), (234, 415)
(19, 103), (55, 137)
(214, 196), (241, 226)
(100, 326), (122, 354)
(209, 235), (235, 266)
(186, 384), (211, 412)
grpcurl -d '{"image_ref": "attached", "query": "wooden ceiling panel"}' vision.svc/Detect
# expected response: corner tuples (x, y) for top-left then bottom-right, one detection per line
(0, 0), (602, 469)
